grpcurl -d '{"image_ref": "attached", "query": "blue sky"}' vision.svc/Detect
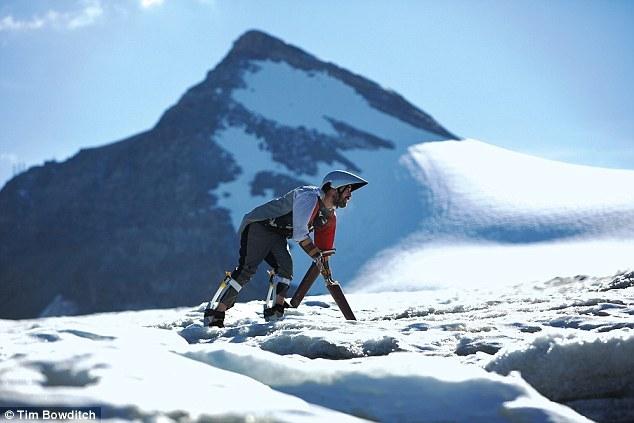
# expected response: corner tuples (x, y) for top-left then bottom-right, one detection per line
(1, 0), (633, 187)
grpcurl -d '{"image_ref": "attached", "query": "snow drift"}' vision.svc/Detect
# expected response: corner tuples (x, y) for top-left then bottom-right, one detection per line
(487, 332), (634, 423)
(352, 139), (634, 292)
(185, 344), (590, 422)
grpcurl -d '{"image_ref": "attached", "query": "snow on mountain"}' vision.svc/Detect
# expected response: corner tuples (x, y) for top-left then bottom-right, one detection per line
(406, 139), (634, 234)
(216, 57), (441, 227)
(212, 56), (451, 283)
(5, 270), (632, 422)
(231, 60), (435, 142)
(352, 139), (634, 292)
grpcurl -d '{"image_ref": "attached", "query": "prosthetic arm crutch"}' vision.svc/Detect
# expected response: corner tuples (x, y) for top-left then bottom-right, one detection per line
(289, 249), (335, 307)
(289, 250), (356, 320)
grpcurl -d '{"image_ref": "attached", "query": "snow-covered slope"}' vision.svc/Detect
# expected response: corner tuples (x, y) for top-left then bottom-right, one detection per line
(6, 270), (633, 422)
(406, 139), (634, 238)
(351, 139), (634, 291)
(4, 271), (633, 422)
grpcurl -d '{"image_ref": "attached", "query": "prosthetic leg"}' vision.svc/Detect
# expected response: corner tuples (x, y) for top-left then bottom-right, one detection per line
(263, 270), (291, 322)
(203, 272), (243, 328)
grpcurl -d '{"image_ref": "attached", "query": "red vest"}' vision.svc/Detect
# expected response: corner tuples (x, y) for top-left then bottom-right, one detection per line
(309, 202), (336, 251)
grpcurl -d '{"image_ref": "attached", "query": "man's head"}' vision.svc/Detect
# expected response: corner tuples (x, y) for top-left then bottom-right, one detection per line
(320, 170), (368, 209)
(322, 183), (352, 208)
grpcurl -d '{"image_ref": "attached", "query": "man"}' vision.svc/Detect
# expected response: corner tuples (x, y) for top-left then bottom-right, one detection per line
(203, 170), (368, 327)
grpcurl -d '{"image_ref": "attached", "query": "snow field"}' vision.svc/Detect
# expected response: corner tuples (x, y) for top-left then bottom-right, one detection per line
(2, 270), (632, 421)
(352, 238), (634, 292)
(184, 344), (592, 423)
(486, 331), (634, 422)
(0, 318), (363, 422)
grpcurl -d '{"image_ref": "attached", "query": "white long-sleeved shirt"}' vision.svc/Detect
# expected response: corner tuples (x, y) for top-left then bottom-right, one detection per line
(291, 187), (322, 242)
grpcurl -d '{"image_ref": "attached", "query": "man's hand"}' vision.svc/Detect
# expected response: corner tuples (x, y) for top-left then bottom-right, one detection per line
(299, 238), (333, 280)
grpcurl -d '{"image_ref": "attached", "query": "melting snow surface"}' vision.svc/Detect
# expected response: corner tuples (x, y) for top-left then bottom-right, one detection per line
(2, 271), (632, 422)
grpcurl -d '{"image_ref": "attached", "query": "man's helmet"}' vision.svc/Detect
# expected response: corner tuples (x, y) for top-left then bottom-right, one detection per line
(321, 170), (368, 192)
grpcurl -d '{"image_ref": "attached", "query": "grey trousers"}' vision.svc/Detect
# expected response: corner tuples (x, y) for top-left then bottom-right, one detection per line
(221, 222), (293, 307)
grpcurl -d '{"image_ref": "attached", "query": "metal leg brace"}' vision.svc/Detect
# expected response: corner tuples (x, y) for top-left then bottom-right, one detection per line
(204, 272), (243, 327)
(206, 272), (243, 311)
(263, 271), (290, 321)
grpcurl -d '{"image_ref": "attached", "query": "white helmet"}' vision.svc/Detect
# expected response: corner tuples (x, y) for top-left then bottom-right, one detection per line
(321, 170), (368, 192)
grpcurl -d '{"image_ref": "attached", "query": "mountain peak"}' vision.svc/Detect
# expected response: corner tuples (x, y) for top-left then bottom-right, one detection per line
(160, 30), (458, 140)
(231, 30), (286, 54)
(227, 29), (317, 66)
